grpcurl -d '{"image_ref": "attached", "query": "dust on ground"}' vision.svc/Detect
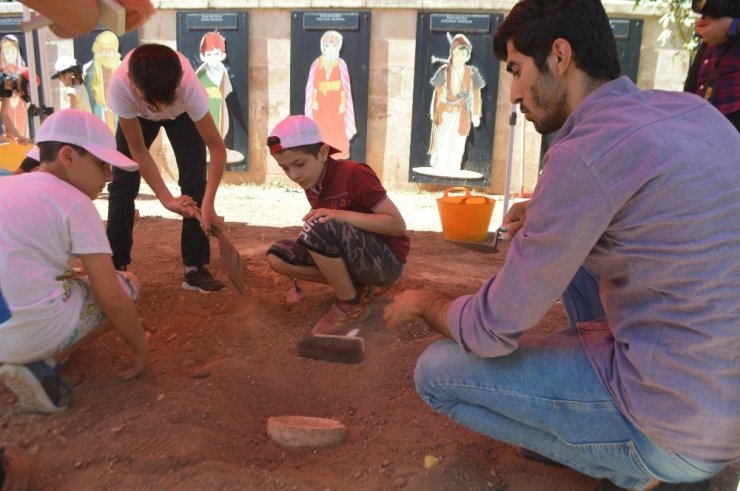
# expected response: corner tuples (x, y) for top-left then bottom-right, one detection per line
(2, 185), (738, 491)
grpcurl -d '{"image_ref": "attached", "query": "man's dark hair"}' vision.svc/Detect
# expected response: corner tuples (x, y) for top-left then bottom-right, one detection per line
(38, 141), (88, 163)
(128, 43), (183, 107)
(266, 136), (323, 158)
(493, 0), (621, 80)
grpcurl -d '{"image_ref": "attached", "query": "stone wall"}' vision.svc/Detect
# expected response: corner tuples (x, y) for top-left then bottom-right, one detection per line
(2, 1), (691, 194)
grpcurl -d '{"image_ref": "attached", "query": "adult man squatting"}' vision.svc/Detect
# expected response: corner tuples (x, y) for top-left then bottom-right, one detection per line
(384, 0), (740, 489)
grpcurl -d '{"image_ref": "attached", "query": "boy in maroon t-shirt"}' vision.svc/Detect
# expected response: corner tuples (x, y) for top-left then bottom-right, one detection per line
(266, 115), (410, 335)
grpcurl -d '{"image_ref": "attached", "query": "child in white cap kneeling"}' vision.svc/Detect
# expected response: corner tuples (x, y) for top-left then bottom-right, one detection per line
(0, 109), (149, 413)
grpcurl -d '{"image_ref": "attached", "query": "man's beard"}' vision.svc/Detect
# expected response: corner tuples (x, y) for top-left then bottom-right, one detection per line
(526, 67), (568, 135)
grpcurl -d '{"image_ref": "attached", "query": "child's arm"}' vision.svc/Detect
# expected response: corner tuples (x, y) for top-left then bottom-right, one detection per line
(192, 113), (227, 233)
(78, 253), (148, 380)
(302, 196), (407, 237)
(67, 91), (79, 110)
(117, 117), (197, 218)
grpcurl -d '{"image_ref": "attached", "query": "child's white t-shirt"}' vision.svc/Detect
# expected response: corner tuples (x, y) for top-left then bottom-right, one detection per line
(62, 85), (93, 113)
(0, 172), (111, 363)
(106, 50), (209, 122)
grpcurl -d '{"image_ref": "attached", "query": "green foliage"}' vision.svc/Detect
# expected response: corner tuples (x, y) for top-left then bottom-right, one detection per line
(634, 0), (699, 52)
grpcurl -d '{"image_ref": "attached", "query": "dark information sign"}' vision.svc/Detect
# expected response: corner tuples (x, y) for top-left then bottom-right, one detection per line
(430, 14), (491, 33)
(0, 17), (21, 29)
(303, 13), (360, 31)
(185, 12), (239, 30)
(609, 19), (631, 39)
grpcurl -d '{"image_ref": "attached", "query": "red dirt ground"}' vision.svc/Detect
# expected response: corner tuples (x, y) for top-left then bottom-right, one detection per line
(1, 215), (738, 491)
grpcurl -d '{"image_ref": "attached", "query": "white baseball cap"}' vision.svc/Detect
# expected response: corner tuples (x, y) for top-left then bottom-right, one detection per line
(268, 115), (339, 155)
(25, 146), (39, 161)
(51, 56), (79, 79)
(35, 109), (139, 171)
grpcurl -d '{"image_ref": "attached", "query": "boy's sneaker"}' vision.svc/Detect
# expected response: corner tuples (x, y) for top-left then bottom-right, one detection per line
(0, 360), (73, 413)
(311, 297), (372, 336)
(182, 266), (225, 293)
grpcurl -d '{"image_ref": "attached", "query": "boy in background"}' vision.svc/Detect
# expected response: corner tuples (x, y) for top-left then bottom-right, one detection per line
(0, 109), (149, 413)
(266, 115), (410, 335)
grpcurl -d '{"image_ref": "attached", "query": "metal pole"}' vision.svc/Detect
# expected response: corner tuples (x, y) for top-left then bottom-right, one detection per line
(519, 105), (526, 196)
(21, 7), (42, 138)
(502, 103), (517, 218)
(36, 25), (53, 115)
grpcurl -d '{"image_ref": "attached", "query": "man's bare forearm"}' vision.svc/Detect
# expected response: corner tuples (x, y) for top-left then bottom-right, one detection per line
(420, 291), (454, 338)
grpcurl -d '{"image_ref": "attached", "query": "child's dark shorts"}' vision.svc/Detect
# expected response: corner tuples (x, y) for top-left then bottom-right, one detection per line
(266, 218), (404, 287)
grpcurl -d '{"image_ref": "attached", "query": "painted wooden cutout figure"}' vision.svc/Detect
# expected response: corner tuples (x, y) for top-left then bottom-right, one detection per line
(83, 30), (122, 133)
(414, 33), (485, 179)
(304, 30), (356, 160)
(196, 31), (232, 140)
(0, 35), (29, 142)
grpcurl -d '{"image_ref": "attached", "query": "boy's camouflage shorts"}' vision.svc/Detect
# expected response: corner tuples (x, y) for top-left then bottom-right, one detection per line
(266, 218), (404, 287)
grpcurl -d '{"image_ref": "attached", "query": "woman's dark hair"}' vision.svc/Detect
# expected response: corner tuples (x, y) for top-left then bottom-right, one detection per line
(60, 65), (85, 85)
(266, 136), (323, 158)
(128, 43), (183, 107)
(38, 141), (88, 163)
(493, 0), (621, 80)
(13, 74), (31, 104)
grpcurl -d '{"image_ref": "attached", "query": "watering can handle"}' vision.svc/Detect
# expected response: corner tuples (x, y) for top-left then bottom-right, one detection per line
(442, 187), (471, 198)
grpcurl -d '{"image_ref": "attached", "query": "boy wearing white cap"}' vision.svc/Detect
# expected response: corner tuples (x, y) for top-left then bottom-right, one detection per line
(0, 109), (149, 413)
(266, 115), (410, 335)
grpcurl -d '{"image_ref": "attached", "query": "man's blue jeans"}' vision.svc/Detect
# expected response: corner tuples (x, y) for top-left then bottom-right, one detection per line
(414, 267), (724, 489)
